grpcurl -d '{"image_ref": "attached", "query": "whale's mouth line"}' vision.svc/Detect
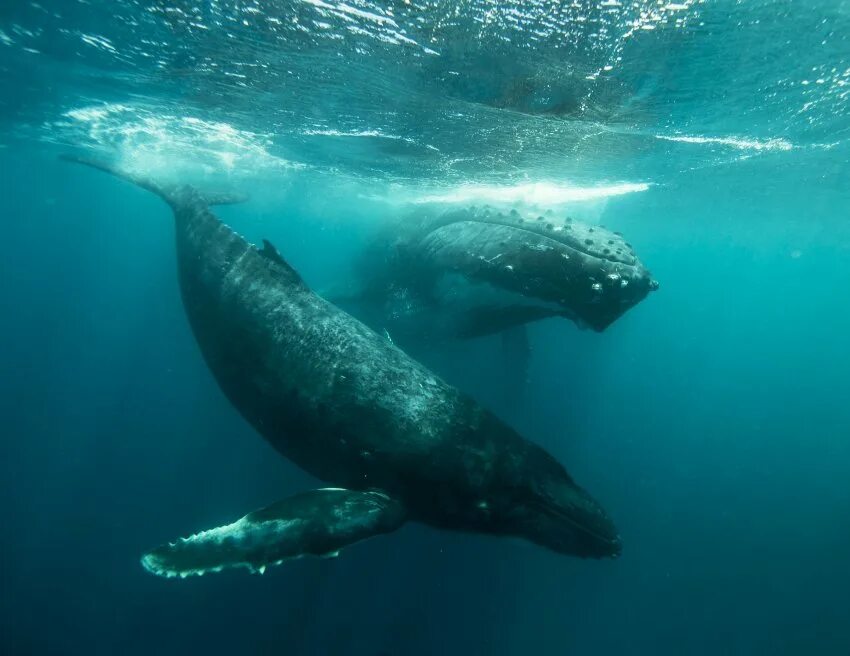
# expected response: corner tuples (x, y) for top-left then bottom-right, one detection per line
(531, 498), (620, 549)
(432, 218), (632, 265)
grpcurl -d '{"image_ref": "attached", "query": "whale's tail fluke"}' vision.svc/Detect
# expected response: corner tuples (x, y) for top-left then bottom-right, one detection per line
(141, 488), (406, 579)
(60, 154), (248, 208)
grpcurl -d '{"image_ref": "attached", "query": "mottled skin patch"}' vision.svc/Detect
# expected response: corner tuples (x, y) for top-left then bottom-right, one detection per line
(66, 157), (621, 576)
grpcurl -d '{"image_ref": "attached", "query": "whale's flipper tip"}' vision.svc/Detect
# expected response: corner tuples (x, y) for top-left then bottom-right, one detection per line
(142, 488), (406, 579)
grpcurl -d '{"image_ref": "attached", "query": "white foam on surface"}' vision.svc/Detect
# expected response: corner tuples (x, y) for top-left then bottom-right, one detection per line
(656, 134), (794, 152)
(304, 129), (388, 138)
(412, 181), (650, 206)
(52, 102), (302, 181)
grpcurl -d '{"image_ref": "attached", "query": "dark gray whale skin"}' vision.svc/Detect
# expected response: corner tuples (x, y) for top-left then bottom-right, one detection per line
(65, 156), (621, 578)
(340, 205), (658, 345)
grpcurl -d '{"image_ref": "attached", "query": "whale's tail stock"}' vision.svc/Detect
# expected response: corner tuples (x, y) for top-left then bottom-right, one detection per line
(59, 154), (248, 208)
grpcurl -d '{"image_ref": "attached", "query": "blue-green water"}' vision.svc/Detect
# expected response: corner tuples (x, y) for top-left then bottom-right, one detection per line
(2, 1), (850, 654)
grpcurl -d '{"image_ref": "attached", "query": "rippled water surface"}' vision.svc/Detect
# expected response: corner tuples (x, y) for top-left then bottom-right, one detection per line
(3, 0), (848, 189)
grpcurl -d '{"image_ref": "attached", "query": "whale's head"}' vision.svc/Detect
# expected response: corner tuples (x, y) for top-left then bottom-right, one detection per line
(490, 446), (622, 559)
(413, 206), (658, 333)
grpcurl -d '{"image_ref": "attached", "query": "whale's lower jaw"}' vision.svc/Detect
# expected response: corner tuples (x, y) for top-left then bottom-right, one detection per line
(140, 488), (406, 579)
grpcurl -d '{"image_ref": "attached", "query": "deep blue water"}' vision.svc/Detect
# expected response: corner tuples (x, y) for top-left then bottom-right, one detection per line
(2, 1), (850, 655)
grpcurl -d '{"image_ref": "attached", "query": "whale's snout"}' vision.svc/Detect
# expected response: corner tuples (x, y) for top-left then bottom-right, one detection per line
(537, 482), (622, 559)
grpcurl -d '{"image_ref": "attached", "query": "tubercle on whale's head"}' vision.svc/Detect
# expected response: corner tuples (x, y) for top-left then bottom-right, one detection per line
(491, 451), (622, 559)
(577, 264), (659, 332)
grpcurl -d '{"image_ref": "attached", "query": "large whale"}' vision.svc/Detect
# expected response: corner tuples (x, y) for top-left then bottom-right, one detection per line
(66, 156), (621, 578)
(333, 205), (657, 360)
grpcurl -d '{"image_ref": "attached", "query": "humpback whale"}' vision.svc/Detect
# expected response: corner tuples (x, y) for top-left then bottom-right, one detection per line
(65, 156), (621, 578)
(335, 206), (658, 346)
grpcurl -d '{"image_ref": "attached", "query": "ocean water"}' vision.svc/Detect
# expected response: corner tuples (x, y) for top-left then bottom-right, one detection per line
(2, 1), (850, 654)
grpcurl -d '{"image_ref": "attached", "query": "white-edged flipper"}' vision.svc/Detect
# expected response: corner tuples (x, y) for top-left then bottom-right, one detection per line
(141, 489), (406, 579)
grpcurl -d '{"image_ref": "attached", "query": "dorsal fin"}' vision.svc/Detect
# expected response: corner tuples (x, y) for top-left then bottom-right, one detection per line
(257, 239), (305, 286)
(258, 239), (286, 265)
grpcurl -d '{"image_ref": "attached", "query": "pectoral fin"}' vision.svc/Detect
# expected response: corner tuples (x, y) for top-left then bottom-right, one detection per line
(455, 305), (561, 339)
(141, 488), (406, 579)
